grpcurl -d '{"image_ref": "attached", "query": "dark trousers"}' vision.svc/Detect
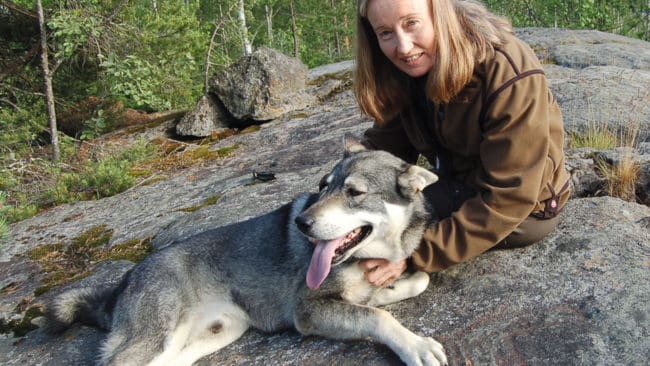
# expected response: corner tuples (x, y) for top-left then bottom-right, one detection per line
(423, 178), (560, 249)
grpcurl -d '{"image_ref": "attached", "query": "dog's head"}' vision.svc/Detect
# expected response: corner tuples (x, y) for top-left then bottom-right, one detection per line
(296, 136), (438, 290)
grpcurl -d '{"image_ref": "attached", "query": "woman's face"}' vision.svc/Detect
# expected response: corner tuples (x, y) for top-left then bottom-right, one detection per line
(366, 0), (435, 78)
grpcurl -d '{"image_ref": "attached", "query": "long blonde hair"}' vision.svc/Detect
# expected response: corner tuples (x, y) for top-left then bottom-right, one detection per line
(354, 0), (513, 124)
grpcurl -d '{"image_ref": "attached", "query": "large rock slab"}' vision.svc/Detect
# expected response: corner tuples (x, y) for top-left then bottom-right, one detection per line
(1, 198), (647, 365)
(210, 47), (316, 123)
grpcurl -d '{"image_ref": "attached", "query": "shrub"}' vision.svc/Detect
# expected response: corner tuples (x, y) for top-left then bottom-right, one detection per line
(45, 140), (155, 205)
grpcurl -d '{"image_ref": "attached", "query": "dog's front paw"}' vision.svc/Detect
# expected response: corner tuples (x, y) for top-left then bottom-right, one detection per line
(397, 336), (447, 366)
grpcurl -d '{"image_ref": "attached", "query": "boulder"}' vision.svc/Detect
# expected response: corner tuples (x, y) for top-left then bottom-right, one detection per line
(545, 65), (650, 141)
(210, 47), (316, 123)
(516, 28), (650, 70)
(516, 28), (650, 142)
(175, 94), (231, 137)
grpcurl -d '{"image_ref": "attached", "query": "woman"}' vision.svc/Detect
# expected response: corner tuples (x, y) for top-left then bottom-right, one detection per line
(354, 0), (571, 286)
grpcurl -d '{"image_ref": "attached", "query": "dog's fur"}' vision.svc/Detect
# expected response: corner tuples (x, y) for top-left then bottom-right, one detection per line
(45, 137), (447, 366)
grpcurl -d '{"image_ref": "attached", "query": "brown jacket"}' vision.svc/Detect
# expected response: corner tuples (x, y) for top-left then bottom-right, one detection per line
(363, 33), (571, 272)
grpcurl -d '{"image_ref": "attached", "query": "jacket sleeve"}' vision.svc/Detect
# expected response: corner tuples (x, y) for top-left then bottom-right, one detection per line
(362, 117), (420, 164)
(411, 72), (553, 272)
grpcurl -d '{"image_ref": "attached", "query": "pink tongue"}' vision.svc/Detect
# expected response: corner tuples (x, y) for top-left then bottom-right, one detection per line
(306, 238), (345, 290)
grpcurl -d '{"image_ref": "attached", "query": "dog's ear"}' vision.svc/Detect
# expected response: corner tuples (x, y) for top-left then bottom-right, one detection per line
(398, 165), (438, 197)
(343, 134), (367, 156)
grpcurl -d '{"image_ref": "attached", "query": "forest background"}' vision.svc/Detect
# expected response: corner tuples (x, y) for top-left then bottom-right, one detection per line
(1, 0), (649, 237)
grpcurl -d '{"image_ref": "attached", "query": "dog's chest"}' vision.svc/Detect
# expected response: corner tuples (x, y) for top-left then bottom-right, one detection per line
(335, 265), (377, 305)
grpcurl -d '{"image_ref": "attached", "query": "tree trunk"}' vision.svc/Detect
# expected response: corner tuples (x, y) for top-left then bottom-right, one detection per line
(265, 4), (273, 44)
(289, 0), (299, 58)
(342, 1), (350, 54)
(238, 0), (252, 55)
(36, 0), (59, 162)
(331, 0), (341, 58)
(204, 25), (217, 94)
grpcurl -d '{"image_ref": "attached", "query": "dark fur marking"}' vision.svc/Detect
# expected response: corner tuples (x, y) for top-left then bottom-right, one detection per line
(209, 321), (223, 334)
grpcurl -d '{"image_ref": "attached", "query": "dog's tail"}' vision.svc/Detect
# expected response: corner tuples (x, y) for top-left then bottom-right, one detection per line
(44, 284), (119, 333)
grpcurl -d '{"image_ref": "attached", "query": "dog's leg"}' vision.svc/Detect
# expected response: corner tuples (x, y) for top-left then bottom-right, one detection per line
(167, 302), (251, 366)
(100, 329), (168, 366)
(368, 271), (430, 307)
(294, 300), (447, 366)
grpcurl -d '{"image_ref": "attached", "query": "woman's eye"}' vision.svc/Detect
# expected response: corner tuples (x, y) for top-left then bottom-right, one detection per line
(378, 30), (393, 40)
(405, 19), (419, 29)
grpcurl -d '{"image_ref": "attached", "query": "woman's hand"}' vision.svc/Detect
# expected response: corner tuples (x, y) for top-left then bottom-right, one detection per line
(359, 258), (407, 287)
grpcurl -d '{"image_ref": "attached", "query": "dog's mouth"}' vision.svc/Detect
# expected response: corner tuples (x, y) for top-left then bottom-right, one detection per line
(332, 225), (372, 263)
(306, 225), (372, 291)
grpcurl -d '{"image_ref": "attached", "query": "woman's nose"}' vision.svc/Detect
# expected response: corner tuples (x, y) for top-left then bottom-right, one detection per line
(395, 32), (413, 54)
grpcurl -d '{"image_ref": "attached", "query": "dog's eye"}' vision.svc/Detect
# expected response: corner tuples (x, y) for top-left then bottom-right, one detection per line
(347, 187), (366, 198)
(318, 182), (328, 193)
(318, 174), (331, 192)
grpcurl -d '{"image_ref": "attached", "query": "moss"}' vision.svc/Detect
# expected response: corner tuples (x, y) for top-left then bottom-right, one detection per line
(28, 225), (154, 296)
(177, 193), (221, 213)
(241, 125), (261, 134)
(187, 145), (218, 160)
(107, 237), (154, 263)
(288, 112), (310, 119)
(70, 224), (113, 250)
(215, 144), (239, 158)
(0, 305), (44, 337)
(27, 242), (65, 260)
(139, 175), (168, 186)
(307, 70), (353, 87)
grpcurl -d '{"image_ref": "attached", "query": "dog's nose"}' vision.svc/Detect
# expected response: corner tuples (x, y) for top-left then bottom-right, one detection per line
(294, 214), (314, 233)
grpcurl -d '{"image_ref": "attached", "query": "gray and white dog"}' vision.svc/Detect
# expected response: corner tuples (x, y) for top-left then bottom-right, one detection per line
(46, 137), (447, 366)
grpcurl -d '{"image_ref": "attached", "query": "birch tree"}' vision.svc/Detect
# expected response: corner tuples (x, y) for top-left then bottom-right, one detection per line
(238, 0), (252, 55)
(289, 0), (299, 57)
(36, 0), (60, 162)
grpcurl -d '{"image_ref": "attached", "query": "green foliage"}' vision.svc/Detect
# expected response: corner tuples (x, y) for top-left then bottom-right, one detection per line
(79, 109), (107, 140)
(46, 157), (135, 204)
(45, 140), (156, 205)
(104, 2), (206, 110)
(48, 9), (103, 60)
(0, 100), (48, 156)
(0, 191), (8, 240)
(100, 54), (169, 110)
(484, 0), (649, 40)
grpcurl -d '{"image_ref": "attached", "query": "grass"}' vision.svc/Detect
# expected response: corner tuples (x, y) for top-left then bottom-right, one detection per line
(596, 151), (639, 201)
(568, 123), (618, 150)
(569, 103), (642, 203)
(593, 116), (641, 202)
(567, 73), (647, 203)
